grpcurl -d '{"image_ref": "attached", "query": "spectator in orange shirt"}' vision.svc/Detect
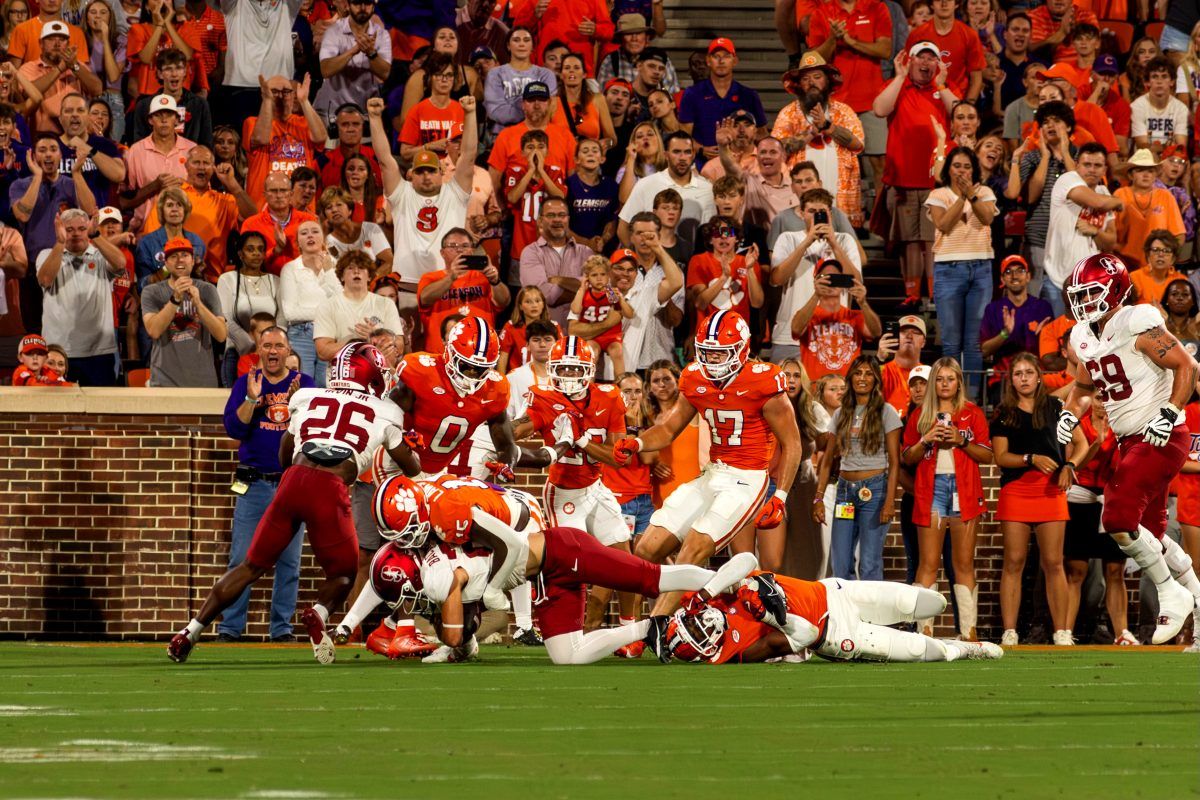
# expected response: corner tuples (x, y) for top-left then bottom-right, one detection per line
(905, 0), (986, 102)
(17, 20), (102, 133)
(243, 73), (328, 204)
(1130, 231), (1185, 306)
(1114, 149), (1186, 268)
(1037, 61), (1119, 173)
(125, 1), (205, 103)
(877, 314), (927, 414)
(510, 0), (614, 75)
(686, 215), (764, 329)
(791, 257), (881, 380)
(1027, 0), (1098, 65)
(6, 0), (88, 66)
(398, 52), (465, 162)
(416, 227), (509, 352)
(240, 171), (319, 276)
(11, 333), (70, 385)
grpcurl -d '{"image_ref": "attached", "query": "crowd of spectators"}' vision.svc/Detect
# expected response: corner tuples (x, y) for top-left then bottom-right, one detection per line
(1, 0), (1198, 646)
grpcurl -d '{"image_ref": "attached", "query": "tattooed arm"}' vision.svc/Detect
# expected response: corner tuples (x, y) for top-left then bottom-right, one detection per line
(1136, 326), (1199, 411)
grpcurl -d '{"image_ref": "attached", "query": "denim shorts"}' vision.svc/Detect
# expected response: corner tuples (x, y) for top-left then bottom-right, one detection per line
(620, 494), (654, 537)
(1160, 24), (1191, 54)
(931, 473), (959, 519)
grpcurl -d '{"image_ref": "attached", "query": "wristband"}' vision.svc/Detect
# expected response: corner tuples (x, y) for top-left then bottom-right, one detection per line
(1163, 403), (1183, 424)
(169, 295), (182, 305)
(1023, 453), (1032, 466)
(1063, 462), (1076, 471)
(539, 445), (559, 464)
(366, 51), (378, 59)
(244, 394), (257, 405)
(998, 329), (1009, 339)
(773, 489), (788, 503)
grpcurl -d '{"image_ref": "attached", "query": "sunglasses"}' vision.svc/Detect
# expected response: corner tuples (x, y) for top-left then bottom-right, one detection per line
(711, 228), (737, 239)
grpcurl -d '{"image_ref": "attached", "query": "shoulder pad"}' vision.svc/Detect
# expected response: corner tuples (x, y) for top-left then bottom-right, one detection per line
(417, 354), (438, 368)
(1125, 303), (1166, 337)
(596, 384), (616, 393)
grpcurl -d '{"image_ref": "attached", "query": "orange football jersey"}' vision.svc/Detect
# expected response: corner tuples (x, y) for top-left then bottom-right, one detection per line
(678, 361), (787, 471)
(696, 573), (829, 664)
(526, 383), (626, 490)
(396, 352), (511, 474)
(422, 474), (515, 526)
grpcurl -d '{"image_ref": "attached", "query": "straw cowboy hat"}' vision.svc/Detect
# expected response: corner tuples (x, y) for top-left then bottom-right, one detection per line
(782, 50), (842, 93)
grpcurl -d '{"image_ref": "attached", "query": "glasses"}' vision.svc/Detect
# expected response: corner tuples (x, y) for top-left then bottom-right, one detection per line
(1003, 267), (1028, 275)
(270, 89), (294, 97)
(1148, 247), (1174, 255)
(443, 241), (473, 250)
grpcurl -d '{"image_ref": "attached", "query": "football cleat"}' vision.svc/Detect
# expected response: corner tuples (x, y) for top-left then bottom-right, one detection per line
(422, 636), (480, 664)
(643, 614), (673, 663)
(944, 640), (1004, 660)
(365, 621), (396, 657)
(752, 573), (789, 627)
(1152, 578), (1194, 644)
(301, 607), (335, 665)
(387, 628), (439, 660)
(332, 625), (352, 645)
(613, 640), (645, 659)
(512, 627), (544, 646)
(166, 631), (194, 664)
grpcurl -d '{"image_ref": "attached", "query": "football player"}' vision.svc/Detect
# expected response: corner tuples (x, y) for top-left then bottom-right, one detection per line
(506, 336), (642, 634)
(368, 316), (533, 655)
(611, 310), (802, 659)
(1055, 253), (1200, 645)
(168, 343), (422, 665)
(667, 573), (1003, 664)
(429, 487), (766, 665)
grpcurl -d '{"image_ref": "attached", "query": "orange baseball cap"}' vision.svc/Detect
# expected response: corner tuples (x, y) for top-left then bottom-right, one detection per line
(19, 334), (48, 355)
(411, 149), (441, 172)
(163, 237), (194, 256)
(1036, 62), (1081, 83)
(610, 248), (637, 265)
(708, 37), (735, 55)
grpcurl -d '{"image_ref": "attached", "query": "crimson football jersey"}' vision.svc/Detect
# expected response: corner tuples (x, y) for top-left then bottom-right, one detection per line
(679, 360), (787, 471)
(395, 352), (511, 474)
(526, 383), (626, 490)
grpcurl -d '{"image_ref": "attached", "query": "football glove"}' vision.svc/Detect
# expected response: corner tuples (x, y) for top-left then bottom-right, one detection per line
(612, 436), (642, 465)
(403, 429), (425, 450)
(1142, 404), (1181, 447)
(551, 412), (577, 447)
(755, 496), (786, 528)
(485, 460), (516, 483)
(1055, 410), (1080, 445)
(737, 586), (768, 622)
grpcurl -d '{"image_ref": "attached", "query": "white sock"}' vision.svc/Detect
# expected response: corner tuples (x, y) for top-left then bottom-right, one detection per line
(383, 617), (397, 631)
(312, 604), (330, 625)
(1119, 528), (1171, 584)
(619, 616), (637, 626)
(543, 622), (650, 665)
(185, 619), (204, 641)
(511, 582), (534, 630)
(701, 551), (759, 596)
(396, 618), (415, 633)
(1160, 537), (1200, 600)
(658, 563), (714, 592)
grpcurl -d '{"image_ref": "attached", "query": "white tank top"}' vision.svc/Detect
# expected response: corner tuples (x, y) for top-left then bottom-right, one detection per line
(1069, 305), (1174, 438)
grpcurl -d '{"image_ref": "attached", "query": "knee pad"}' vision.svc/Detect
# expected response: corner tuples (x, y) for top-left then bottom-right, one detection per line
(913, 587), (947, 620)
(924, 637), (949, 662)
(1161, 536), (1194, 576)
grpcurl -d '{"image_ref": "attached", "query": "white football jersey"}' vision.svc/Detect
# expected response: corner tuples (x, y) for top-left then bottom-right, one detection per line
(1070, 304), (1173, 438)
(419, 542), (492, 605)
(387, 180), (470, 282)
(288, 388), (407, 473)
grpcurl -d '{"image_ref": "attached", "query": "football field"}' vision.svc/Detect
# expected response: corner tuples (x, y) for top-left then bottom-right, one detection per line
(0, 643), (1196, 799)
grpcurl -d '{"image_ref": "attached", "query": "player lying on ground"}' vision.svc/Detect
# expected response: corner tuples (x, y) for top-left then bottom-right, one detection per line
(610, 310), (802, 658)
(333, 474), (545, 662)
(168, 343), (422, 664)
(430, 487), (769, 665)
(1055, 254), (1200, 645)
(668, 572), (1002, 664)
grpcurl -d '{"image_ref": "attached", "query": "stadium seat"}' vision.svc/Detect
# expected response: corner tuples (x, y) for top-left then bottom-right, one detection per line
(126, 368), (149, 387)
(1099, 20), (1134, 53)
(1145, 22), (1164, 42)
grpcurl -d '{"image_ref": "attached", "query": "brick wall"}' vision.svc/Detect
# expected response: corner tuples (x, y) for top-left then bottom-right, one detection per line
(0, 397), (1112, 642)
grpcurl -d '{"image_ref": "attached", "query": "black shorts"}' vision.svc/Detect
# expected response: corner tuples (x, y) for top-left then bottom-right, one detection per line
(1064, 501), (1125, 562)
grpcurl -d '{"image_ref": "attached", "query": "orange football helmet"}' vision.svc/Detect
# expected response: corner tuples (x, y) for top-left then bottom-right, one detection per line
(548, 335), (595, 397)
(444, 316), (499, 395)
(372, 475), (431, 547)
(695, 309), (750, 381)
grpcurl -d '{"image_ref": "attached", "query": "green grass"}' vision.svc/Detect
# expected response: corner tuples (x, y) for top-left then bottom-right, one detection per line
(0, 644), (1197, 800)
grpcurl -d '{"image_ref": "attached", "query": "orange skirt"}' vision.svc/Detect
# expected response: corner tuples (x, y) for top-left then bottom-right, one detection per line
(1176, 473), (1200, 527)
(997, 470), (1068, 523)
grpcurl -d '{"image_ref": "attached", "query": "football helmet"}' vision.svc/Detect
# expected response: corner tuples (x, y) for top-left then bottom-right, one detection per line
(548, 336), (595, 398)
(372, 475), (431, 547)
(369, 543), (426, 613)
(444, 316), (499, 396)
(695, 309), (750, 381)
(665, 607), (727, 662)
(428, 487), (476, 546)
(328, 341), (389, 397)
(1066, 253), (1130, 324)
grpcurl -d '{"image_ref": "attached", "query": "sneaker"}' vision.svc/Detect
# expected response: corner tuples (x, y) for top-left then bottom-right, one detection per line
(215, 632), (238, 643)
(365, 621), (396, 656)
(270, 633), (297, 644)
(512, 627), (544, 647)
(751, 573), (788, 627)
(614, 640), (645, 659)
(944, 640), (1003, 660)
(1183, 640), (1200, 653)
(643, 615), (672, 663)
(917, 620), (934, 638)
(1000, 629), (1018, 647)
(166, 632), (194, 663)
(450, 636), (480, 662)
(1052, 629), (1075, 646)
(1114, 629), (1140, 646)
(422, 645), (454, 663)
(300, 607), (335, 664)
(387, 629), (439, 660)
(1152, 578), (1194, 645)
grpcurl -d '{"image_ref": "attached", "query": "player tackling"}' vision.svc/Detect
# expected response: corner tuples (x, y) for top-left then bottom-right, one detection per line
(167, 343), (422, 664)
(1056, 253), (1200, 644)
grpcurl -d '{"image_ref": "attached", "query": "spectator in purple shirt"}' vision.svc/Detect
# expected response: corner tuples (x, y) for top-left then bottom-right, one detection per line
(980, 254), (1053, 400)
(566, 138), (619, 252)
(220, 326), (315, 642)
(677, 37), (767, 160)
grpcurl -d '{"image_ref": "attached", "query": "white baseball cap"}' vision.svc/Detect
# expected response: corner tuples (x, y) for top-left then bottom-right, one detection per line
(40, 20), (70, 39)
(148, 94), (182, 117)
(908, 41), (940, 59)
(97, 206), (122, 224)
(908, 364), (931, 384)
